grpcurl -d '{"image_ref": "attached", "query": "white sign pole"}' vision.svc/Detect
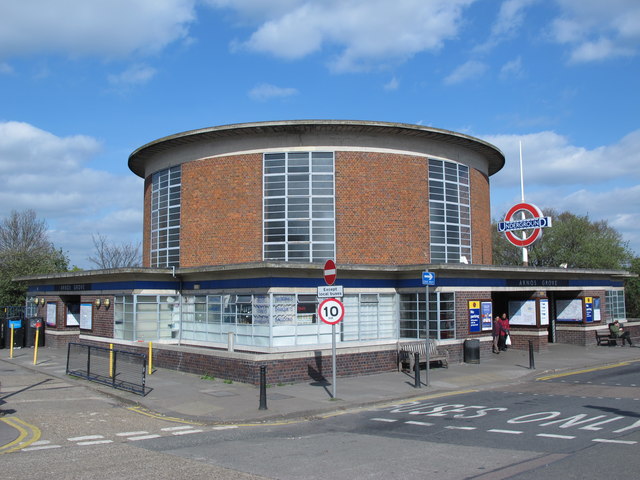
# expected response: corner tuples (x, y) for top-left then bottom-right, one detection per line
(519, 141), (529, 266)
(332, 323), (337, 399)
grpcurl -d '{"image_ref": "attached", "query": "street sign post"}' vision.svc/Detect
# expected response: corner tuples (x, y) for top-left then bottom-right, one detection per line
(421, 271), (436, 387)
(318, 297), (344, 399)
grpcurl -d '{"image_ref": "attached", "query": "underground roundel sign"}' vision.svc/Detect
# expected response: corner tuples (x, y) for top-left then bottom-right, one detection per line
(497, 202), (552, 248)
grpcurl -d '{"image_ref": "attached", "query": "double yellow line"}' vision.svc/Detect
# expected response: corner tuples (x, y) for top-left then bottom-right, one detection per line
(0, 417), (41, 455)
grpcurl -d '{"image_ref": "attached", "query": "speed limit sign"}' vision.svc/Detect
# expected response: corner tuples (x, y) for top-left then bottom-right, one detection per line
(318, 298), (345, 325)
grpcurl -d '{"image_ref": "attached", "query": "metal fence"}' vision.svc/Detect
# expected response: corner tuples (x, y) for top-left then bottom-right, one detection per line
(1, 305), (37, 320)
(66, 343), (147, 395)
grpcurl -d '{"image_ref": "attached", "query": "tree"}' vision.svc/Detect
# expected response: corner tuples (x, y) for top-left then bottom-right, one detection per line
(88, 233), (141, 269)
(625, 257), (640, 319)
(0, 210), (69, 305)
(492, 209), (632, 269)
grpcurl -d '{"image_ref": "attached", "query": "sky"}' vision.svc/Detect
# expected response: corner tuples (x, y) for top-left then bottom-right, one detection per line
(0, 0), (639, 268)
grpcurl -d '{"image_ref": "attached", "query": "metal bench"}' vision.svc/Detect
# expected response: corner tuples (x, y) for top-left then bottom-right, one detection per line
(398, 340), (449, 371)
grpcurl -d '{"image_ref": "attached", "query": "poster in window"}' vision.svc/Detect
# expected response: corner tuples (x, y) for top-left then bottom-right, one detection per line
(594, 297), (601, 321)
(556, 299), (583, 322)
(509, 300), (537, 326)
(468, 301), (481, 333)
(66, 303), (80, 327)
(80, 303), (92, 329)
(539, 299), (549, 325)
(46, 302), (57, 327)
(481, 302), (493, 331)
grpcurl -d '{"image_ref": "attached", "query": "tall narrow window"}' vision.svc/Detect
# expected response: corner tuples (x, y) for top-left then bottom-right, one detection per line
(150, 166), (181, 267)
(263, 152), (335, 262)
(429, 159), (471, 263)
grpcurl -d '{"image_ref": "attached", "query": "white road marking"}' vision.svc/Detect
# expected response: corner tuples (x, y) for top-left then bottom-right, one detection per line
(537, 433), (575, 439)
(405, 421), (434, 426)
(76, 440), (113, 446)
(117, 431), (149, 436)
(488, 429), (523, 435)
(445, 426), (476, 430)
(212, 425), (238, 430)
(593, 438), (637, 445)
(68, 435), (104, 441)
(371, 418), (397, 423)
(161, 426), (195, 431)
(22, 444), (62, 451)
(171, 429), (203, 436)
(128, 434), (162, 441)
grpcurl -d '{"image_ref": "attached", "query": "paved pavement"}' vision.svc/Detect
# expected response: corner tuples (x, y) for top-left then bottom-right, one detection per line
(2, 343), (640, 437)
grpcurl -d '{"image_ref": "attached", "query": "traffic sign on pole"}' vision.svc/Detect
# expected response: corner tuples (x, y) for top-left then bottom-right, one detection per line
(318, 298), (345, 325)
(422, 271), (436, 286)
(324, 259), (337, 285)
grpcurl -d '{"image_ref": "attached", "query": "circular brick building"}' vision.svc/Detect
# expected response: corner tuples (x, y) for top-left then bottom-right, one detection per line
(21, 120), (632, 385)
(129, 120), (504, 269)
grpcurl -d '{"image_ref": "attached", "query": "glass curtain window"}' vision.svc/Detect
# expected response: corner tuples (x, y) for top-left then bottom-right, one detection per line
(428, 159), (471, 263)
(263, 152), (335, 262)
(151, 165), (181, 267)
(605, 290), (626, 321)
(399, 292), (456, 340)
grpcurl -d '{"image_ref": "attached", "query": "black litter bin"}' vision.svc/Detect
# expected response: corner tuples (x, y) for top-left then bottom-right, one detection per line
(3, 317), (25, 348)
(25, 317), (45, 348)
(464, 339), (480, 364)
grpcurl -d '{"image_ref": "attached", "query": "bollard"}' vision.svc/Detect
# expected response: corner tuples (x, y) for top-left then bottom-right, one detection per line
(414, 352), (421, 388)
(259, 365), (268, 410)
(33, 326), (40, 365)
(148, 342), (153, 375)
(528, 340), (536, 369)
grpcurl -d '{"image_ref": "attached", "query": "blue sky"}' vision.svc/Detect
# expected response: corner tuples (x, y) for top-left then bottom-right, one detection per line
(0, 0), (639, 268)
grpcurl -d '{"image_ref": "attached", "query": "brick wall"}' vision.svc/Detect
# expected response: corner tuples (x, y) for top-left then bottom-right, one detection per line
(335, 151), (430, 264)
(180, 154), (263, 267)
(471, 169), (491, 264)
(141, 150), (494, 267)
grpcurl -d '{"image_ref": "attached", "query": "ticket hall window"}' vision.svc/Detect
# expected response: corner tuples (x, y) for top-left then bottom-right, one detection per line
(263, 152), (335, 263)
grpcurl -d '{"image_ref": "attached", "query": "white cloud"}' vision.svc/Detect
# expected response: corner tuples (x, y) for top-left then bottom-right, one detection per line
(384, 76), (400, 91)
(487, 129), (640, 255)
(443, 60), (488, 85)
(0, 0), (196, 59)
(248, 83), (298, 101)
(475, 0), (537, 53)
(0, 121), (142, 267)
(486, 129), (640, 186)
(499, 56), (524, 79)
(214, 0), (476, 72)
(550, 0), (640, 63)
(108, 64), (158, 87)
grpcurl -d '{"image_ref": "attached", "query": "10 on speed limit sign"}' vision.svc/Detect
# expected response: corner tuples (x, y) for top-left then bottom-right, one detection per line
(318, 298), (345, 325)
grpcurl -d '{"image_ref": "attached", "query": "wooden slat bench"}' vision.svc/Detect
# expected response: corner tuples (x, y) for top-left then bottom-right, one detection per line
(595, 330), (617, 346)
(398, 340), (449, 371)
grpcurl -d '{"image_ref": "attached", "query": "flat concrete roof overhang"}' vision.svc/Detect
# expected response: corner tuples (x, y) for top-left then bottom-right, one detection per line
(18, 262), (633, 293)
(128, 120), (506, 178)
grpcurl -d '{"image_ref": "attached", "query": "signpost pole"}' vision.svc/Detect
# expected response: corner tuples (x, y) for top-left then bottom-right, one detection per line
(332, 323), (337, 399)
(425, 284), (430, 387)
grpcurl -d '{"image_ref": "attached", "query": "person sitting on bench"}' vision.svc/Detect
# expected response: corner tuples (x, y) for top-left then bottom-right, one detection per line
(609, 320), (633, 346)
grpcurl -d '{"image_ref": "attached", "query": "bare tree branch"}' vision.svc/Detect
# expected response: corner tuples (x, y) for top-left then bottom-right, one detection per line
(88, 233), (141, 269)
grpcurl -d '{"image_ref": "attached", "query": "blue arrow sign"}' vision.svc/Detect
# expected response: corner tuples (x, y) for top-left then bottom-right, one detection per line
(422, 271), (436, 286)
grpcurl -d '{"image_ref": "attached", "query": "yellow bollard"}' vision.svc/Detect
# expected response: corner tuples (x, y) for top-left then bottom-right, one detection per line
(9, 324), (14, 359)
(109, 343), (114, 378)
(33, 325), (40, 365)
(148, 342), (153, 375)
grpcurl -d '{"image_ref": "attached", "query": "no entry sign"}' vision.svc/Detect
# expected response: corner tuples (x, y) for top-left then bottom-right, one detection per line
(318, 298), (345, 325)
(324, 259), (337, 285)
